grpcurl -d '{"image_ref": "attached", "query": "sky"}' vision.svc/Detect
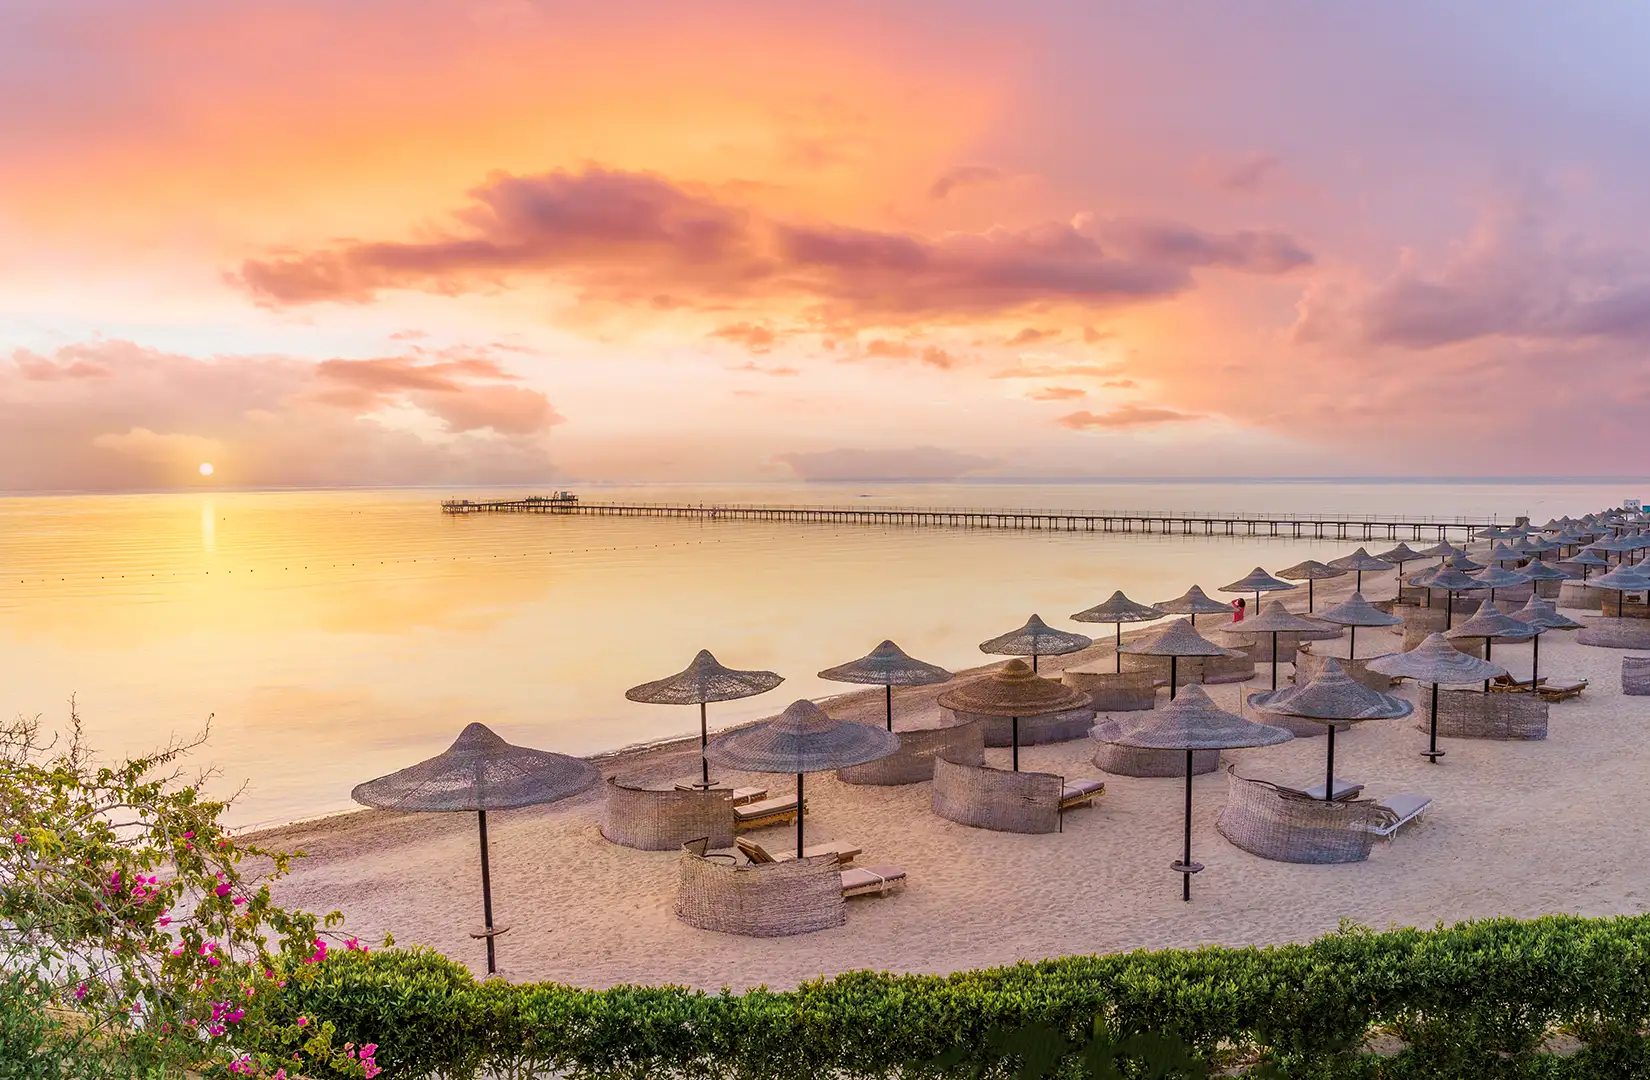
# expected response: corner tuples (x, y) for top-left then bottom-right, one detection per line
(5, 0), (1650, 490)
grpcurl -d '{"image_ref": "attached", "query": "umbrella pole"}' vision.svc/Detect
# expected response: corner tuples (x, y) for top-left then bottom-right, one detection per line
(1172, 749), (1200, 902)
(1425, 682), (1444, 762)
(1032, 653), (1039, 674)
(1270, 631), (1279, 692)
(796, 773), (805, 858)
(1349, 624), (1358, 660)
(1324, 726), (1336, 802)
(1170, 656), (1178, 701)
(1012, 717), (1020, 772)
(699, 702), (711, 788)
(477, 810), (497, 976)
(884, 684), (893, 733)
(1531, 633), (1541, 689)
(1446, 592), (1454, 629)
(1308, 579), (1315, 612)
(1484, 638), (1493, 694)
(1115, 623), (1123, 673)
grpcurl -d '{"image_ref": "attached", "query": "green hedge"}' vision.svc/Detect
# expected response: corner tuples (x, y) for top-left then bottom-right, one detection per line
(258, 914), (1650, 1079)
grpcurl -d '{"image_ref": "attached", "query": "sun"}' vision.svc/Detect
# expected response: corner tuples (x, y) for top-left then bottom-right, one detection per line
(199, 462), (215, 477)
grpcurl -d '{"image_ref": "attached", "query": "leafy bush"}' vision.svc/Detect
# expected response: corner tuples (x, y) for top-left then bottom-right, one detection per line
(0, 709), (386, 1078)
(257, 913), (1650, 1079)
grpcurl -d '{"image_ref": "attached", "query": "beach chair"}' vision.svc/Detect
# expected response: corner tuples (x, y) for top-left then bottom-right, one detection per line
(1535, 679), (1588, 702)
(733, 794), (799, 831)
(736, 836), (860, 866)
(674, 782), (768, 805)
(840, 864), (906, 898)
(1490, 674), (1545, 694)
(1059, 778), (1106, 814)
(1370, 795), (1432, 840)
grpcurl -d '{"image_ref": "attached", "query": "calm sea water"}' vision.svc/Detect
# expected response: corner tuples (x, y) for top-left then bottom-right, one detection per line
(0, 480), (1628, 826)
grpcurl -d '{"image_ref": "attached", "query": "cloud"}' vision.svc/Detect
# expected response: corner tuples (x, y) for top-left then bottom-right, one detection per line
(1027, 386), (1086, 401)
(991, 362), (1125, 379)
(1006, 326), (1059, 345)
(729, 360), (799, 376)
(926, 164), (1008, 201)
(1056, 405), (1204, 430)
(709, 321), (781, 353)
(236, 166), (1313, 322)
(863, 339), (913, 358)
(0, 341), (560, 491)
(919, 346), (958, 369)
(1101, 378), (1137, 388)
(1081, 325), (1113, 344)
(774, 445), (997, 480)
(1195, 152), (1282, 194)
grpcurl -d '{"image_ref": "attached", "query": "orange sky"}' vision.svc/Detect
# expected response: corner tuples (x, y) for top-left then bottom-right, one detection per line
(4, 1), (1650, 489)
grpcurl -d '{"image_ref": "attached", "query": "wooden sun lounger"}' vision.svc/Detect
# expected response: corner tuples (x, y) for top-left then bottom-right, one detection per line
(732, 795), (800, 831)
(1490, 674), (1546, 694)
(1535, 679), (1588, 702)
(1371, 794), (1432, 840)
(840, 864), (906, 898)
(736, 836), (860, 866)
(1059, 778), (1106, 812)
(673, 782), (768, 805)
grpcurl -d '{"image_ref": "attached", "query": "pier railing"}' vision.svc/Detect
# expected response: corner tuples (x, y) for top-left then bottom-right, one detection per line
(440, 498), (1497, 540)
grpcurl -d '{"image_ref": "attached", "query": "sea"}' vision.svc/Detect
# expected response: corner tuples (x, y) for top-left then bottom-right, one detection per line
(0, 479), (1633, 826)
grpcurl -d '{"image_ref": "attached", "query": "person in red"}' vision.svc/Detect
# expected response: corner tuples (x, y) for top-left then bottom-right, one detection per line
(1231, 597), (1246, 622)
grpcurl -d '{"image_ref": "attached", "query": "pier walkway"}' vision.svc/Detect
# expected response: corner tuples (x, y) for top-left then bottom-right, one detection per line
(440, 498), (1497, 541)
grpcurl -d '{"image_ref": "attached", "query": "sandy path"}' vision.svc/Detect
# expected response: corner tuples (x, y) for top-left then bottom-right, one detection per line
(256, 561), (1650, 991)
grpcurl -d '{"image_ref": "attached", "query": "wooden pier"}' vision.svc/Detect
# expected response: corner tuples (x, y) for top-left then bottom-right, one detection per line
(440, 498), (1495, 542)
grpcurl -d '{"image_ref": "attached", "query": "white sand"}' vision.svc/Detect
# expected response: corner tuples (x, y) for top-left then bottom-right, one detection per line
(257, 565), (1650, 991)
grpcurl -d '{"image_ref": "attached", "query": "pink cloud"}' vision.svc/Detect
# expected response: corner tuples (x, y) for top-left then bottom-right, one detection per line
(926, 164), (1008, 201)
(1057, 405), (1204, 430)
(709, 322), (782, 353)
(1027, 386), (1086, 401)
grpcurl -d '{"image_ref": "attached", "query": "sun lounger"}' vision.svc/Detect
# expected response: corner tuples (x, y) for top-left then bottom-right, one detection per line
(1535, 679), (1587, 702)
(1490, 674), (1546, 693)
(840, 864), (906, 898)
(1371, 794), (1431, 839)
(674, 782), (768, 805)
(736, 836), (859, 866)
(1292, 778), (1364, 802)
(1059, 778), (1106, 812)
(733, 795), (800, 831)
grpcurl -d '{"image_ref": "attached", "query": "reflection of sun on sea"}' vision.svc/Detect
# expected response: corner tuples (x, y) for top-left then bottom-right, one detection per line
(199, 463), (214, 477)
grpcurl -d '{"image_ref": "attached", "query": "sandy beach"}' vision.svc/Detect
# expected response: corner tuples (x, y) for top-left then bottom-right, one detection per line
(254, 561), (1650, 991)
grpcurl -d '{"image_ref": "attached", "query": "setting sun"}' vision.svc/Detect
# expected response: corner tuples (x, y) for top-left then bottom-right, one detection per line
(198, 462), (214, 476)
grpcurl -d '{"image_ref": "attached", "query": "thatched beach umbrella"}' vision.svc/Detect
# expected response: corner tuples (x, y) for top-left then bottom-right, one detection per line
(1475, 524), (1519, 540)
(1153, 584), (1233, 627)
(626, 650), (784, 788)
(705, 700), (897, 858)
(1315, 591), (1402, 659)
(1470, 563), (1530, 602)
(1118, 618), (1241, 700)
(1327, 547), (1393, 594)
(979, 614), (1092, 674)
(817, 640), (953, 732)
(937, 659), (1090, 771)
(1573, 548), (1610, 580)
(1509, 596), (1582, 689)
(351, 723), (600, 974)
(1445, 600), (1538, 691)
(1368, 634), (1506, 762)
(1278, 560), (1347, 612)
(1446, 552), (1486, 573)
(1375, 542), (1425, 584)
(1249, 659), (1412, 802)
(1220, 566), (1298, 613)
(1070, 591), (1164, 672)
(1412, 567), (1488, 628)
(1487, 542), (1526, 565)
(1586, 563), (1650, 618)
(1519, 536), (1563, 559)
(1516, 558), (1572, 589)
(1102, 685), (1291, 902)
(1220, 600), (1322, 690)
(1417, 540), (1458, 564)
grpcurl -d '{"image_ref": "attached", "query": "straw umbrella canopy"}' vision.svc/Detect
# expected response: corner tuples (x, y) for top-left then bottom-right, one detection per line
(1327, 547), (1394, 594)
(1445, 600), (1538, 691)
(1590, 534), (1636, 564)
(1475, 524), (1519, 540)
(1470, 563), (1530, 602)
(1586, 563), (1650, 617)
(1220, 567), (1298, 613)
(1278, 560), (1347, 612)
(1375, 542), (1425, 581)
(817, 641), (953, 732)
(705, 700), (897, 857)
(1487, 542), (1526, 565)
(1099, 684), (1291, 902)
(1118, 618), (1241, 700)
(1153, 584), (1233, 627)
(1514, 558), (1572, 594)
(351, 723), (600, 974)
(1368, 634), (1507, 762)
(937, 658), (1090, 771)
(1446, 551), (1486, 573)
(1508, 596), (1582, 689)
(1070, 591), (1165, 672)
(1416, 540), (1458, 562)
(978, 614), (1092, 673)
(1249, 659), (1412, 803)
(1315, 590), (1403, 659)
(625, 650), (784, 788)
(1572, 548), (1609, 580)
(1219, 600), (1322, 691)
(1413, 567), (1489, 627)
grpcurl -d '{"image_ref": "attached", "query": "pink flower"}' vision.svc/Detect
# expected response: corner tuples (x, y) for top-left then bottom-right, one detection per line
(214, 882), (232, 897)
(275, 1072), (287, 1080)
(361, 1043), (377, 1056)
(73, 983), (87, 1001)
(296, 1016), (308, 1027)
(11, 833), (24, 844)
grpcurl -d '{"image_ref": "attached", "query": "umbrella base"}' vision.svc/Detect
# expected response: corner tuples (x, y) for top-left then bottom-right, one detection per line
(1420, 749), (1446, 762)
(679, 778), (723, 791)
(1171, 860), (1204, 875)
(469, 925), (511, 940)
